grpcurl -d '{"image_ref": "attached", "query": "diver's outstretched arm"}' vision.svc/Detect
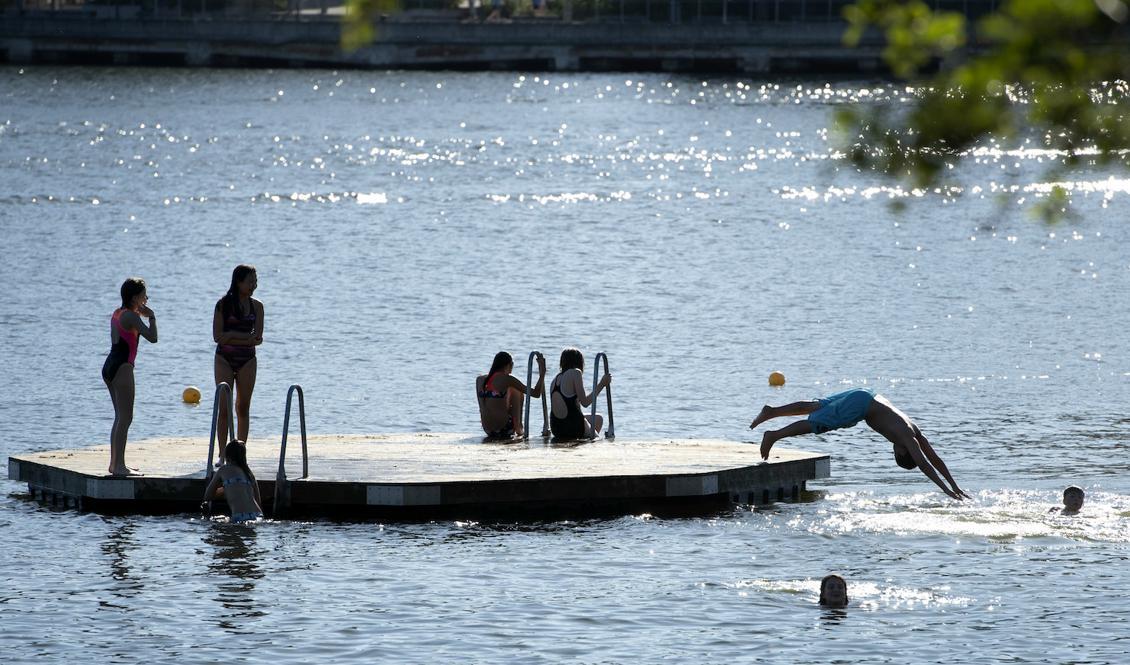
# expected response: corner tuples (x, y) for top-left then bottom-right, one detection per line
(914, 429), (970, 499)
(901, 435), (962, 500)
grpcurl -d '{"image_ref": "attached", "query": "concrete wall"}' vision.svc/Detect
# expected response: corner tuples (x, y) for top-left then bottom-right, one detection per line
(0, 13), (892, 73)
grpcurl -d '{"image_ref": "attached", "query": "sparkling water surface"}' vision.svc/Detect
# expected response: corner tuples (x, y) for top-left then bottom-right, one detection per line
(2, 67), (1129, 663)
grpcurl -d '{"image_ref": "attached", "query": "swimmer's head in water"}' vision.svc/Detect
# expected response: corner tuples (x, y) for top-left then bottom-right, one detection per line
(120, 277), (147, 310)
(488, 351), (514, 376)
(1063, 486), (1085, 512)
(819, 574), (848, 608)
(893, 445), (917, 470)
(559, 347), (584, 372)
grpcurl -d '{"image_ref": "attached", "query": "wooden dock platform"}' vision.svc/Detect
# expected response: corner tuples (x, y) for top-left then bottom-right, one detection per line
(8, 433), (830, 520)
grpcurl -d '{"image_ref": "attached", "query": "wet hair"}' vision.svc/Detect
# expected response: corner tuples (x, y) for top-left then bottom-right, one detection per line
(559, 347), (584, 372)
(819, 574), (848, 606)
(488, 351), (513, 376)
(225, 440), (256, 483)
(119, 277), (146, 310)
(893, 445), (917, 470)
(1063, 486), (1085, 500)
(221, 264), (257, 316)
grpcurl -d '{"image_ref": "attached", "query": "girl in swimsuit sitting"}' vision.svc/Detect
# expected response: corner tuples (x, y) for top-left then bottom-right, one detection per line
(549, 347), (611, 441)
(213, 264), (264, 462)
(476, 351), (546, 439)
(102, 277), (158, 476)
(201, 440), (263, 523)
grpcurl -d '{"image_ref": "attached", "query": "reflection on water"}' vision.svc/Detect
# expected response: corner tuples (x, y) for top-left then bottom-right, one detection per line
(99, 521), (143, 611)
(817, 608), (849, 625)
(203, 522), (267, 630)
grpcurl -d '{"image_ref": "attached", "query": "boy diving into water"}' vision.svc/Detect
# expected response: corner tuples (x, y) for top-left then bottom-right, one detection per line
(750, 388), (970, 500)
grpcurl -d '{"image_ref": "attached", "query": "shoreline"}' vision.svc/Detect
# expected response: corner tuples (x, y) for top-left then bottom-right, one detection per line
(4, 11), (912, 75)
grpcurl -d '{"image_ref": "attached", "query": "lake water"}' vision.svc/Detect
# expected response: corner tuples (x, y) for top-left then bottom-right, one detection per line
(2, 66), (1129, 663)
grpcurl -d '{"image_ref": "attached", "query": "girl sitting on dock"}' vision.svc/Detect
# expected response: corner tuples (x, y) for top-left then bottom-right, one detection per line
(213, 264), (264, 461)
(102, 277), (158, 476)
(549, 348), (611, 441)
(477, 351), (546, 439)
(202, 441), (263, 523)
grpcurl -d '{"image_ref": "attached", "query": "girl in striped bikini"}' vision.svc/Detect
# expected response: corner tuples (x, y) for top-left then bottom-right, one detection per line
(201, 440), (263, 523)
(213, 265), (264, 462)
(476, 351), (546, 439)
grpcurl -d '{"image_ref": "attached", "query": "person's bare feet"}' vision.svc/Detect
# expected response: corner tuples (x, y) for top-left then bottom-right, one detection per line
(108, 466), (140, 476)
(759, 432), (776, 460)
(749, 405), (773, 430)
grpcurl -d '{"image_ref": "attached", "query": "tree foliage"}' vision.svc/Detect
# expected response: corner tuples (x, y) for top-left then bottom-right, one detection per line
(839, 0), (1130, 187)
(342, 0), (404, 52)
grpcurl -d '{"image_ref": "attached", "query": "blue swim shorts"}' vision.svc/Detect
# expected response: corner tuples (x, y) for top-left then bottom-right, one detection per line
(807, 388), (875, 434)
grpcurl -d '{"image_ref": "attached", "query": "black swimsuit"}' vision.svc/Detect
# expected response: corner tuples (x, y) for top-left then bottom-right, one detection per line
(101, 335), (132, 384)
(550, 375), (587, 440)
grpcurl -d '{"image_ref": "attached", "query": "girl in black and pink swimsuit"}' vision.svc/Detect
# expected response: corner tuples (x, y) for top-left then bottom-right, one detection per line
(103, 277), (158, 475)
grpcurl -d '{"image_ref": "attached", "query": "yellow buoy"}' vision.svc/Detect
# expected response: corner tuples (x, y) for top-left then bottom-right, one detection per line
(768, 371), (786, 387)
(182, 386), (202, 404)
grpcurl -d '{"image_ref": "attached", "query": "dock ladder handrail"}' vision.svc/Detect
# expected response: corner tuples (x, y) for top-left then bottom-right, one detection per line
(205, 382), (236, 481)
(589, 352), (615, 440)
(274, 384), (309, 515)
(523, 351), (550, 440)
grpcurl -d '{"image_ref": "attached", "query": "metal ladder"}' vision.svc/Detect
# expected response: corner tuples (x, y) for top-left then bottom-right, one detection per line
(205, 382), (236, 481)
(273, 384), (309, 516)
(522, 351), (550, 441)
(590, 352), (615, 440)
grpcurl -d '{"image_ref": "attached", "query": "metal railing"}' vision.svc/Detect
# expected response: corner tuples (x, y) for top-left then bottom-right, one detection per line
(589, 352), (614, 440)
(522, 351), (550, 440)
(274, 384), (308, 515)
(205, 381), (235, 481)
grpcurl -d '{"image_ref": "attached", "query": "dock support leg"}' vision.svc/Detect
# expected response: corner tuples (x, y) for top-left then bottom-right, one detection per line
(552, 49), (579, 71)
(185, 42), (213, 66)
(6, 39), (33, 64)
(739, 53), (771, 73)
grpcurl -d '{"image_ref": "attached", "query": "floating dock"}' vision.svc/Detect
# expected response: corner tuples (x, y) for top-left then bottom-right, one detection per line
(8, 433), (830, 520)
